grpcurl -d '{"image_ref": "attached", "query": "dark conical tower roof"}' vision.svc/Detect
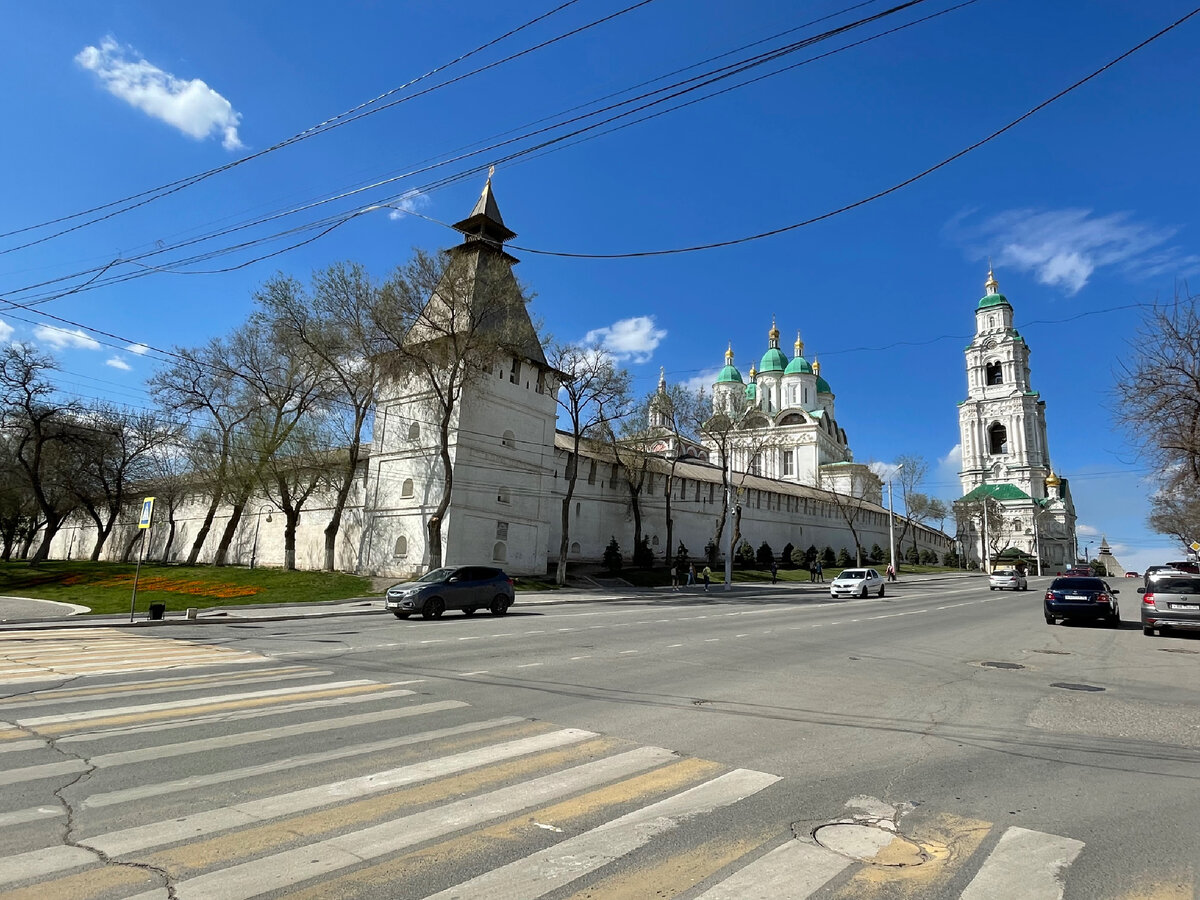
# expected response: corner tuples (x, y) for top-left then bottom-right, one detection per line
(452, 175), (517, 248)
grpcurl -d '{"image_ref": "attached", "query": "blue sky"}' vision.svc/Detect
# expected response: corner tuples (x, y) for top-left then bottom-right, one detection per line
(3, 1), (1198, 573)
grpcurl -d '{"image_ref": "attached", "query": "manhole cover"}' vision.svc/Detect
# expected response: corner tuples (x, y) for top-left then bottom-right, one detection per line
(1031, 649), (1070, 655)
(1050, 682), (1105, 692)
(813, 824), (927, 866)
(981, 661), (1025, 669)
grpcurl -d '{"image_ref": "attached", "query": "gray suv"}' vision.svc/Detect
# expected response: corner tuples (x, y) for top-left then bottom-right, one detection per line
(1138, 573), (1200, 636)
(386, 566), (515, 619)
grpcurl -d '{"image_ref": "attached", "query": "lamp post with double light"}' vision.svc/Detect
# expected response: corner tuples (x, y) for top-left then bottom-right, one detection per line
(250, 504), (273, 570)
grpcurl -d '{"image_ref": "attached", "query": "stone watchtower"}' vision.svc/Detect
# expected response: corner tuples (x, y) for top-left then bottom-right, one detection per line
(367, 176), (559, 575)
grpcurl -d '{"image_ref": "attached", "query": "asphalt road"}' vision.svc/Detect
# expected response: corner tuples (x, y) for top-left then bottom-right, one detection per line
(1, 576), (1197, 899)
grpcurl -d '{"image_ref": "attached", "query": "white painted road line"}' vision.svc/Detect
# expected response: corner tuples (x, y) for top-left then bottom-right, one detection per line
(960, 826), (1084, 900)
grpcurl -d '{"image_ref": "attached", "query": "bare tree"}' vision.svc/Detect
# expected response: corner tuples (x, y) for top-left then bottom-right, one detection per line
(892, 454), (930, 555)
(1147, 470), (1200, 549)
(698, 406), (781, 559)
(209, 317), (325, 566)
(815, 474), (870, 565)
(69, 405), (180, 560)
(141, 440), (192, 563)
(255, 263), (382, 570)
(547, 341), (631, 585)
(1118, 296), (1200, 485)
(149, 338), (253, 565)
(955, 495), (1007, 566)
(374, 248), (541, 569)
(646, 382), (705, 567)
(0, 344), (82, 562)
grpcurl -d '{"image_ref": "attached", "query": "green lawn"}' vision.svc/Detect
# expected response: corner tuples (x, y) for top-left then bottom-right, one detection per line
(0, 561), (377, 616)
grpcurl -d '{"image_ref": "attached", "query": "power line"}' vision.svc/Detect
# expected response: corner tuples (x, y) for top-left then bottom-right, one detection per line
(0, 0), (945, 307)
(0, 0), (639, 253)
(508, 6), (1200, 258)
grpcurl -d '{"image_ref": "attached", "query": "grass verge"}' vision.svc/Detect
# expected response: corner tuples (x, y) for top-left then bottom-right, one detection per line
(0, 561), (376, 616)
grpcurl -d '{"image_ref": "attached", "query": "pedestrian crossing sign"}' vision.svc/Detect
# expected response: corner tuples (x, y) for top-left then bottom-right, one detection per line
(139, 497), (155, 529)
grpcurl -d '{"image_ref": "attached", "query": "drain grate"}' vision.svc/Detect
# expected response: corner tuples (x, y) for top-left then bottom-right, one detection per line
(1050, 682), (1105, 692)
(981, 661), (1025, 669)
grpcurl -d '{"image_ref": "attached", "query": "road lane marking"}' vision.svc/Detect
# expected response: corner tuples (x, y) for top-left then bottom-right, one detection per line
(960, 826), (1084, 900)
(423, 768), (781, 900)
(695, 838), (851, 899)
(115, 746), (679, 900)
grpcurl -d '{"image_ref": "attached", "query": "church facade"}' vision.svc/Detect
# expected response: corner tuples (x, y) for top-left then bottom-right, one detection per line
(954, 270), (1077, 572)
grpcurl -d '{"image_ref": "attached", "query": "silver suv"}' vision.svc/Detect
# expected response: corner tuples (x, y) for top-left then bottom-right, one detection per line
(1138, 573), (1200, 636)
(386, 566), (515, 620)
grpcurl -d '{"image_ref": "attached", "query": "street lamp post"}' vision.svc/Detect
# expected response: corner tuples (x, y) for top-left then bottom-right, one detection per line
(888, 463), (903, 579)
(250, 504), (273, 570)
(724, 450), (735, 592)
(981, 498), (991, 574)
(1085, 541), (1093, 564)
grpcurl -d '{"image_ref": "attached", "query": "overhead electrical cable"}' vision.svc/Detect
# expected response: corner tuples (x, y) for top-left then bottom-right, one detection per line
(0, 0), (654, 254)
(1, 0), (940, 305)
(507, 5), (1200, 258)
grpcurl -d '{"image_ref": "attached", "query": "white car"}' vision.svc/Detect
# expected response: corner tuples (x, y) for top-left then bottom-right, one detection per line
(989, 568), (1028, 591)
(830, 568), (885, 598)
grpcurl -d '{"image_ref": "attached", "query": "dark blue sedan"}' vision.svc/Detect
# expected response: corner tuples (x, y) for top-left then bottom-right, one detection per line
(1044, 576), (1120, 627)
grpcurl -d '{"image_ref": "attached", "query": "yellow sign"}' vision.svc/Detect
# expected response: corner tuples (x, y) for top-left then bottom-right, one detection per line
(138, 497), (155, 530)
(1191, 541), (1200, 552)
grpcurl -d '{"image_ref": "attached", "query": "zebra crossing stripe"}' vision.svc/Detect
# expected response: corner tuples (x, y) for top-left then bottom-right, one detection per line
(422, 768), (782, 900)
(0, 667), (323, 710)
(693, 839), (852, 899)
(117, 746), (682, 900)
(0, 727), (601, 888)
(83, 716), (531, 808)
(960, 826), (1084, 900)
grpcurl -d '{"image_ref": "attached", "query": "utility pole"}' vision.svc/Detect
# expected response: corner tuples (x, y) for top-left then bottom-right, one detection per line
(888, 463), (903, 578)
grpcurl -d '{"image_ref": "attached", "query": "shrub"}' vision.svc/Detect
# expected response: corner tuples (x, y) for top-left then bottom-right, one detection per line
(836, 547), (852, 567)
(942, 549), (958, 567)
(806, 544), (819, 568)
(790, 545), (809, 568)
(905, 544), (920, 564)
(704, 539), (719, 565)
(822, 546), (836, 567)
(966, 558), (979, 570)
(735, 539), (756, 568)
(602, 536), (622, 573)
(632, 535), (654, 568)
(756, 541), (775, 568)
(781, 542), (795, 568)
(675, 542), (689, 568)
(869, 543), (884, 564)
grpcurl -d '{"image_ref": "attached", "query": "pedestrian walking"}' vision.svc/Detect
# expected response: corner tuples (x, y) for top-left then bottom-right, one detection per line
(808, 562), (815, 583)
(887, 563), (897, 582)
(670, 562), (680, 591)
(815, 560), (823, 583)
(702, 565), (711, 592)
(687, 563), (696, 587)
(770, 559), (778, 584)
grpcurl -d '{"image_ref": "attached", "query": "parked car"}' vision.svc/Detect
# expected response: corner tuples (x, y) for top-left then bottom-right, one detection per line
(1138, 573), (1200, 636)
(989, 568), (1028, 591)
(1044, 576), (1120, 627)
(385, 566), (515, 619)
(830, 568), (885, 599)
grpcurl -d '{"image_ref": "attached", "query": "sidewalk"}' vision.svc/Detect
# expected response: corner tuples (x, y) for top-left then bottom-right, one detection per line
(0, 571), (980, 630)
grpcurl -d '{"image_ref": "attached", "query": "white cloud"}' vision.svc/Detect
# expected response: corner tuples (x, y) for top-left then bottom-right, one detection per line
(581, 316), (666, 364)
(681, 366), (721, 396)
(0, 318), (13, 343)
(105, 356), (132, 371)
(1076, 523), (1101, 537)
(34, 324), (101, 351)
(125, 342), (150, 355)
(952, 207), (1200, 294)
(387, 190), (430, 220)
(76, 36), (243, 150)
(940, 443), (963, 470)
(868, 461), (902, 482)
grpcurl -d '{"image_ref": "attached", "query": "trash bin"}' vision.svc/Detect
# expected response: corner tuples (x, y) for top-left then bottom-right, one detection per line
(148, 603), (166, 620)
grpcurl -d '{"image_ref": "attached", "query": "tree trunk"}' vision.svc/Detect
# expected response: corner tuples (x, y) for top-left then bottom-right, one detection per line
(556, 452), (579, 586)
(280, 509), (296, 570)
(30, 512), (64, 564)
(187, 494), (222, 565)
(121, 529), (141, 563)
(322, 427), (364, 571)
(162, 516), (177, 563)
(213, 495), (248, 566)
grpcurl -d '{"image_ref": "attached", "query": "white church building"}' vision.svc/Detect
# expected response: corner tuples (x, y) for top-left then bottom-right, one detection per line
(955, 269), (1077, 572)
